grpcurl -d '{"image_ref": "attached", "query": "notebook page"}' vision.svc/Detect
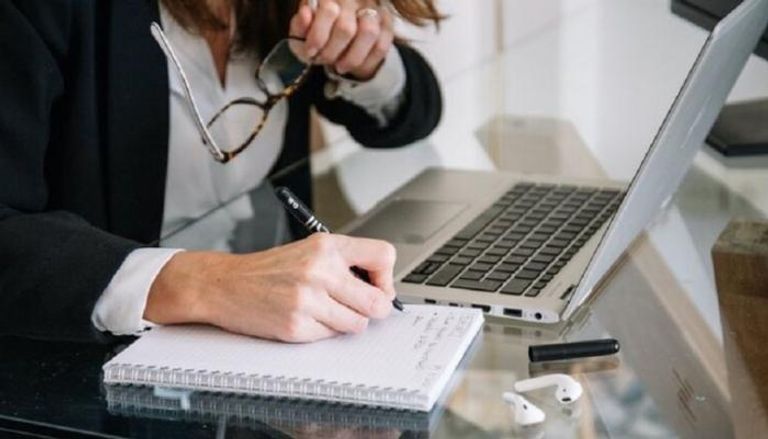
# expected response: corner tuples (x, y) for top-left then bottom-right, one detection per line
(104, 305), (483, 410)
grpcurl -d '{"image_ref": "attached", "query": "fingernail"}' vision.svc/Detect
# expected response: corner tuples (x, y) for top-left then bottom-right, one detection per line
(307, 47), (318, 58)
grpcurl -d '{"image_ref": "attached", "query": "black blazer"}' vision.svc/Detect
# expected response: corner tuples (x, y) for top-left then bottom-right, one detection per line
(0, 0), (441, 342)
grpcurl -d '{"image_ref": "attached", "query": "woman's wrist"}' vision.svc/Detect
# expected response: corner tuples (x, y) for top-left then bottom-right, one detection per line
(144, 250), (222, 326)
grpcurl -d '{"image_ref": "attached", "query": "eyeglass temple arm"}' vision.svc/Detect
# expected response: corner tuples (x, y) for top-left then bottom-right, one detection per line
(149, 22), (226, 162)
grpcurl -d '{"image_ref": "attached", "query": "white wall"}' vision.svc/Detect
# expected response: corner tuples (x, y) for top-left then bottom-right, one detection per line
(397, 0), (588, 81)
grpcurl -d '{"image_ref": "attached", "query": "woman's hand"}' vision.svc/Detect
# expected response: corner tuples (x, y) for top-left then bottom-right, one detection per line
(144, 234), (397, 343)
(290, 0), (395, 80)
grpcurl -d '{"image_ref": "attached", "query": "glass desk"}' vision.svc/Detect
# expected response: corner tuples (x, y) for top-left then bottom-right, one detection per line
(2, 0), (767, 437)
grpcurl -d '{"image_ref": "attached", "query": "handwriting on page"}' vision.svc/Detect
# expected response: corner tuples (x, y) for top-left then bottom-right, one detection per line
(408, 311), (477, 389)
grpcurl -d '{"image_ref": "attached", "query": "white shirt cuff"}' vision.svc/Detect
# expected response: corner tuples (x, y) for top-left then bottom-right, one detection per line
(324, 48), (407, 126)
(91, 248), (184, 336)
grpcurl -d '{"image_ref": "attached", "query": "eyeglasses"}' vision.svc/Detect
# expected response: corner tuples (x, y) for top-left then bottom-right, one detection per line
(150, 22), (313, 164)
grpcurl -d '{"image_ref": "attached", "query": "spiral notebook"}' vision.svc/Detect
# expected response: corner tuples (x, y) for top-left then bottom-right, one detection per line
(103, 305), (483, 412)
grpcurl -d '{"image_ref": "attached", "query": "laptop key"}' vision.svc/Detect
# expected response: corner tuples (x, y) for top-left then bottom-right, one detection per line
(532, 254), (554, 264)
(452, 256), (473, 265)
(402, 273), (427, 284)
(426, 254), (449, 263)
(569, 218), (589, 227)
(514, 269), (539, 280)
(447, 238), (468, 247)
(538, 225), (557, 234)
(495, 240), (518, 249)
(523, 262), (547, 272)
(476, 234), (497, 243)
(504, 232), (526, 241)
(496, 263), (520, 273)
(459, 248), (481, 258)
(511, 248), (534, 257)
(422, 262), (441, 275)
(540, 246), (562, 256)
(459, 271), (483, 281)
(435, 245), (460, 255)
(520, 240), (543, 249)
(468, 262), (493, 272)
(487, 271), (512, 282)
(467, 241), (490, 250)
(525, 288), (542, 297)
(504, 255), (527, 265)
(512, 225), (533, 233)
(562, 225), (582, 234)
(487, 247), (509, 256)
(455, 206), (505, 240)
(548, 238), (569, 248)
(412, 261), (431, 274)
(451, 279), (503, 292)
(426, 264), (464, 286)
(478, 255), (502, 264)
(501, 279), (531, 295)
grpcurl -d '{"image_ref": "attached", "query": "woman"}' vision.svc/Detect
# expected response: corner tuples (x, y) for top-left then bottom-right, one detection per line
(0, 0), (442, 343)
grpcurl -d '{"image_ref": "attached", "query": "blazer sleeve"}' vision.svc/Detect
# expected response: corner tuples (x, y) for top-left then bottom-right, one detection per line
(313, 43), (443, 148)
(0, 2), (140, 342)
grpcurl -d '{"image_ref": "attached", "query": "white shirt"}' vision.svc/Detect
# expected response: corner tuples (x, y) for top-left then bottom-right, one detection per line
(91, 6), (407, 336)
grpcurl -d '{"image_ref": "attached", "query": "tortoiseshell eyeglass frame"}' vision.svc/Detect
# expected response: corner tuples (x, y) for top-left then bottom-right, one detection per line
(150, 22), (313, 164)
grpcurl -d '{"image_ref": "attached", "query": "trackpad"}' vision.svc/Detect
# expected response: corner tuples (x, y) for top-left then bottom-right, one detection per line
(351, 199), (466, 244)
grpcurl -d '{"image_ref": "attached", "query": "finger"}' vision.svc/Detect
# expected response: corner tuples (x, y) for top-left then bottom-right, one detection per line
(335, 13), (379, 74)
(356, 27), (393, 78)
(316, 6), (357, 64)
(327, 268), (393, 319)
(289, 4), (314, 39)
(290, 319), (339, 343)
(333, 235), (397, 297)
(314, 294), (370, 334)
(305, 0), (341, 58)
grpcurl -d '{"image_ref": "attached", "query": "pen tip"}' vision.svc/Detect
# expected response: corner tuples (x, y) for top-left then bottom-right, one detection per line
(393, 298), (405, 312)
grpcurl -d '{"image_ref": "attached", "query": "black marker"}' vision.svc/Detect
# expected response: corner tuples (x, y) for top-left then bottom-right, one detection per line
(528, 339), (620, 363)
(275, 186), (405, 312)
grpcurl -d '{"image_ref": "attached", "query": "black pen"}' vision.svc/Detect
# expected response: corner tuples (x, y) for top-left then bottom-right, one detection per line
(275, 186), (405, 312)
(528, 339), (620, 363)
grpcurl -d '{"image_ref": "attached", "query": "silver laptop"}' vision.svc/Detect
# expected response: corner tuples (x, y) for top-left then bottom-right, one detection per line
(345, 0), (768, 324)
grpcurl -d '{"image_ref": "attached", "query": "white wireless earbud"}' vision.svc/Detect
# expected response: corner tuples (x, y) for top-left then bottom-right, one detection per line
(514, 374), (583, 404)
(502, 392), (546, 426)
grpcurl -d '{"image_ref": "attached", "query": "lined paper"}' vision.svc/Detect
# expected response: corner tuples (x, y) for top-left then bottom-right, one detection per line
(104, 305), (483, 411)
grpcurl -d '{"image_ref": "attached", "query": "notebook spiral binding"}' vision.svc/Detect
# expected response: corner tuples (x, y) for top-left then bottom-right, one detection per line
(103, 363), (428, 410)
(105, 385), (433, 432)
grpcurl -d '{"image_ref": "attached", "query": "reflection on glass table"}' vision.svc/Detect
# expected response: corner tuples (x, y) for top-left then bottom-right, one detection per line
(105, 385), (441, 439)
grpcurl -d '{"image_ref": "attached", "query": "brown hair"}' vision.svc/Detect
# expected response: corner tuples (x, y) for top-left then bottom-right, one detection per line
(162, 0), (443, 57)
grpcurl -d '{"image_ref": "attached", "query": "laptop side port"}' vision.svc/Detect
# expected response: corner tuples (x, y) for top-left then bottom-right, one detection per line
(504, 308), (523, 318)
(471, 304), (491, 313)
(449, 303), (459, 307)
(424, 299), (437, 304)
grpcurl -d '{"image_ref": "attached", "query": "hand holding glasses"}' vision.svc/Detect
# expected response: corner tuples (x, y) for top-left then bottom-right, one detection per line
(149, 0), (394, 164)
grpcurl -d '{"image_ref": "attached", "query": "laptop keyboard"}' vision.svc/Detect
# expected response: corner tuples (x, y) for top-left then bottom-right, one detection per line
(401, 183), (624, 297)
